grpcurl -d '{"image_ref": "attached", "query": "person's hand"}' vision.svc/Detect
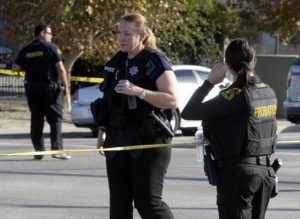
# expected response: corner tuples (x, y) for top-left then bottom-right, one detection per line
(97, 129), (106, 156)
(115, 80), (139, 96)
(63, 87), (69, 97)
(207, 63), (229, 85)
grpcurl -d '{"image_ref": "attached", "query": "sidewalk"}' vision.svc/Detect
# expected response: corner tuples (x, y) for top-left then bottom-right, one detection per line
(0, 96), (299, 137)
(0, 96), (87, 134)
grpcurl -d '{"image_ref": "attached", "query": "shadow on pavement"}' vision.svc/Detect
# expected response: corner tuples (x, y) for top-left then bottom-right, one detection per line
(280, 124), (300, 133)
(277, 144), (300, 149)
(0, 132), (94, 139)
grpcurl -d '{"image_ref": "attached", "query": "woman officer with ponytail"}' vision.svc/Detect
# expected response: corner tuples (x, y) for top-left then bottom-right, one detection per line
(182, 38), (278, 219)
(96, 13), (178, 219)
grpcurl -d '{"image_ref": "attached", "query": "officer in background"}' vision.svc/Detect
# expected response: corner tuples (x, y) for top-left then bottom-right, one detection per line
(182, 38), (277, 219)
(12, 24), (71, 160)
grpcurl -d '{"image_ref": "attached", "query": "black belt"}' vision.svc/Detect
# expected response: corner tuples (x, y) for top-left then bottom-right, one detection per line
(217, 156), (270, 168)
(25, 81), (59, 89)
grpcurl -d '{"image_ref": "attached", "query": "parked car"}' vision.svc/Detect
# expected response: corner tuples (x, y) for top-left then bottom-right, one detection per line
(284, 58), (300, 123)
(71, 65), (230, 136)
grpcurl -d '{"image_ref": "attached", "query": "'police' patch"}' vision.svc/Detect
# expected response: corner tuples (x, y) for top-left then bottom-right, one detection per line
(104, 66), (115, 72)
(220, 89), (235, 100)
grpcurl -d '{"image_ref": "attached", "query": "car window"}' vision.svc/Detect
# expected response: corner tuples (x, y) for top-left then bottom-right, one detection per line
(195, 70), (209, 81)
(174, 70), (197, 84)
(291, 71), (300, 75)
(291, 75), (300, 87)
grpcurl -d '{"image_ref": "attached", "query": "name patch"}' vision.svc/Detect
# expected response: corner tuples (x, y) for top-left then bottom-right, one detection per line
(26, 51), (44, 58)
(255, 83), (267, 88)
(253, 104), (277, 117)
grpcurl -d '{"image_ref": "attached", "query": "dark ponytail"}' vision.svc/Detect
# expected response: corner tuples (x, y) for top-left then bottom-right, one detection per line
(225, 38), (255, 88)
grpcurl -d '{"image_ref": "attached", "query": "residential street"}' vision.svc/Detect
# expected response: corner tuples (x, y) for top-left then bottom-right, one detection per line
(0, 97), (299, 219)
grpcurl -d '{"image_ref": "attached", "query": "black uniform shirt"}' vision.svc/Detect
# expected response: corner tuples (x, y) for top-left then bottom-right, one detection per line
(15, 38), (64, 82)
(102, 48), (173, 158)
(181, 78), (263, 159)
(114, 47), (172, 83)
(145, 48), (173, 82)
(181, 79), (249, 121)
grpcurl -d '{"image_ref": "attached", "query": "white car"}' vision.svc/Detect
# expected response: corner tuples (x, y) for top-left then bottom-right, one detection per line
(71, 65), (230, 136)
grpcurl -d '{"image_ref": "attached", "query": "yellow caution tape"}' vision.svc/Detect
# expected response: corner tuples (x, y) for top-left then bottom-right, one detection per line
(0, 69), (25, 77)
(0, 142), (194, 157)
(0, 140), (298, 157)
(70, 76), (103, 83)
(0, 69), (103, 83)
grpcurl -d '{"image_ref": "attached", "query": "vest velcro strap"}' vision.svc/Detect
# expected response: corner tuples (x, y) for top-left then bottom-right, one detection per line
(246, 136), (277, 156)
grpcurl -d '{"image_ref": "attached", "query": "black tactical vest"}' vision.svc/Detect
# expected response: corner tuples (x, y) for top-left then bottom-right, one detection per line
(100, 48), (159, 128)
(206, 80), (277, 160)
(244, 82), (277, 156)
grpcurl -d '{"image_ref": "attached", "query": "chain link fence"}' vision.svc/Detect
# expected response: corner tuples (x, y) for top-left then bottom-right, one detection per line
(0, 75), (25, 96)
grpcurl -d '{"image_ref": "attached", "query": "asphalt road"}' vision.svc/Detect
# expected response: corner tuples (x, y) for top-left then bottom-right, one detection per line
(0, 122), (299, 219)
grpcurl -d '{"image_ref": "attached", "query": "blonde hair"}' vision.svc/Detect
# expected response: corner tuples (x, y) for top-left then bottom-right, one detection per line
(119, 13), (157, 49)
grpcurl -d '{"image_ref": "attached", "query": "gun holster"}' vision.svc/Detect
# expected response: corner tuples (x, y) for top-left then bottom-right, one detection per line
(270, 174), (279, 198)
(150, 111), (174, 138)
(270, 158), (282, 198)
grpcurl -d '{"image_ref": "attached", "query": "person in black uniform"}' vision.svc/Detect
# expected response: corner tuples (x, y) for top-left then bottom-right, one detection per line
(181, 38), (278, 219)
(96, 13), (178, 219)
(12, 24), (71, 160)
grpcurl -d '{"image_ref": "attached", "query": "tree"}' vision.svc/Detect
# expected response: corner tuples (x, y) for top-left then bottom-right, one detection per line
(158, 0), (239, 65)
(234, 0), (300, 45)
(0, 0), (185, 74)
(1, 0), (248, 76)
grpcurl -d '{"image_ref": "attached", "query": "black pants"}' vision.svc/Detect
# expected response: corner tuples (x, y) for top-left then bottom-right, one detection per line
(26, 86), (63, 151)
(216, 163), (276, 219)
(104, 128), (173, 219)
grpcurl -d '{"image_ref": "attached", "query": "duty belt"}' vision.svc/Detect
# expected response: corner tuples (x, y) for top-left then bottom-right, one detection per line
(217, 155), (270, 168)
(25, 81), (59, 90)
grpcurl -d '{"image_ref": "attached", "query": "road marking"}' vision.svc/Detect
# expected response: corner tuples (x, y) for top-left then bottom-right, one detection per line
(278, 140), (300, 144)
(276, 152), (300, 156)
(0, 142), (95, 148)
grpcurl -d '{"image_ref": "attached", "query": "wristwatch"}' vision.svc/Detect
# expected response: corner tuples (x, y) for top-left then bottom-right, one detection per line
(139, 88), (146, 99)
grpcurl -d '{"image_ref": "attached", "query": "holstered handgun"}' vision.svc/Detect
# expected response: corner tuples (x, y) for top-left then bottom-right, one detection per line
(150, 111), (174, 137)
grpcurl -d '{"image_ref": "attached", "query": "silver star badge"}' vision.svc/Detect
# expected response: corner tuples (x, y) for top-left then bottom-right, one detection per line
(129, 65), (138, 76)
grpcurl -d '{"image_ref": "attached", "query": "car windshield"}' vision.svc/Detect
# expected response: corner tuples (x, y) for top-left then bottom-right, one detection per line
(291, 75), (300, 87)
(195, 70), (209, 81)
(174, 70), (197, 84)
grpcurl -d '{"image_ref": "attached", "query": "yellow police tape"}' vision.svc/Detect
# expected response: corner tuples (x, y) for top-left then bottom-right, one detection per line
(0, 142), (194, 157)
(70, 76), (103, 83)
(0, 69), (103, 83)
(0, 140), (298, 157)
(0, 69), (25, 77)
